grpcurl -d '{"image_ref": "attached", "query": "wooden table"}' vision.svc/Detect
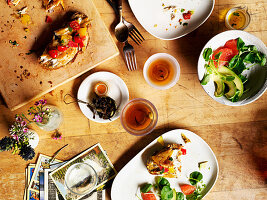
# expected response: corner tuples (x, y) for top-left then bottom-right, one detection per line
(0, 0), (266, 199)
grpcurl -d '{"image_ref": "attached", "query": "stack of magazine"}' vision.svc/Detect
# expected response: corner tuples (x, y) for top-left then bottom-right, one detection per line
(24, 143), (117, 200)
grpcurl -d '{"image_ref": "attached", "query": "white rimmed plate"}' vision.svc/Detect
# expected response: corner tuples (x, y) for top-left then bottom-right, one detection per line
(77, 72), (129, 123)
(128, 0), (214, 40)
(198, 30), (267, 106)
(111, 129), (219, 199)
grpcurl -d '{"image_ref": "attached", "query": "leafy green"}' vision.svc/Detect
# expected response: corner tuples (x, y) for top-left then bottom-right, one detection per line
(203, 48), (212, 61)
(189, 171), (203, 185)
(237, 37), (245, 50)
(238, 74), (248, 84)
(230, 90), (240, 102)
(176, 192), (185, 200)
(200, 73), (210, 85)
(140, 183), (153, 193)
(214, 52), (222, 60)
(161, 186), (173, 200)
(157, 177), (170, 190)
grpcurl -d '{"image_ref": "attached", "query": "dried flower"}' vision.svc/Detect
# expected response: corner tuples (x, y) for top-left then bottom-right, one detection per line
(52, 130), (62, 140)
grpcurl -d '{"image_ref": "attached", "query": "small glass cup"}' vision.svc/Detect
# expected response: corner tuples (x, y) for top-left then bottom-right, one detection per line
(35, 105), (63, 131)
(120, 98), (158, 136)
(225, 6), (250, 30)
(65, 163), (97, 195)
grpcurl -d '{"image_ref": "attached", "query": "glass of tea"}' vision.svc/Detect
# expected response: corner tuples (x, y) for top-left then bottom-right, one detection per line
(120, 98), (158, 136)
(143, 53), (180, 90)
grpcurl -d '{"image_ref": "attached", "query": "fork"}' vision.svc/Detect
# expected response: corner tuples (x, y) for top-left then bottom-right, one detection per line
(106, 0), (145, 45)
(123, 41), (137, 71)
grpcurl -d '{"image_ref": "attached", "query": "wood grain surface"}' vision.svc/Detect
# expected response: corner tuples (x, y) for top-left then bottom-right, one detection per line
(0, 0), (267, 200)
(0, 0), (119, 111)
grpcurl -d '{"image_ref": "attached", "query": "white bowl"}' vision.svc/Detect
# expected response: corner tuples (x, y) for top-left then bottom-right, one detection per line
(143, 53), (180, 90)
(198, 30), (267, 106)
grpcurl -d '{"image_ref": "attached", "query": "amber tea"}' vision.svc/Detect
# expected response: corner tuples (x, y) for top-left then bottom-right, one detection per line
(147, 58), (175, 86)
(124, 102), (153, 131)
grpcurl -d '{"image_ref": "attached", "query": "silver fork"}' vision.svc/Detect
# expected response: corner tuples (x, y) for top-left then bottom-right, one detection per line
(106, 0), (145, 45)
(123, 41), (137, 71)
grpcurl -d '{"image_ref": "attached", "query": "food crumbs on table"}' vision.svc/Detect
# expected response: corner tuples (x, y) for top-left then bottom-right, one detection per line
(14, 70), (17, 73)
(23, 36), (27, 39)
(181, 8), (185, 12)
(19, 53), (24, 56)
(24, 28), (29, 32)
(9, 40), (19, 47)
(154, 24), (157, 27)
(166, 28), (168, 31)
(20, 66), (23, 69)
(45, 16), (53, 23)
(183, 23), (188, 26)
(175, 26), (177, 28)
(171, 13), (175, 20)
(48, 81), (53, 84)
(174, 9), (177, 13)
(40, 81), (42, 85)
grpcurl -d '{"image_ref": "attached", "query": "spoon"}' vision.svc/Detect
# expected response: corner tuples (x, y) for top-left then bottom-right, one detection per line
(114, 0), (129, 42)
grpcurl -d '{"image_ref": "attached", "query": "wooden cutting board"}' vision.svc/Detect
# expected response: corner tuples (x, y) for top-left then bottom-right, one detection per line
(0, 0), (119, 110)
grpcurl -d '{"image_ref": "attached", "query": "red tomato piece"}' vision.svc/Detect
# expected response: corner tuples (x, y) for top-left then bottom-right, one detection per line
(45, 16), (53, 23)
(48, 49), (58, 58)
(224, 39), (239, 56)
(212, 47), (234, 67)
(69, 21), (80, 30)
(141, 191), (157, 200)
(74, 34), (83, 44)
(7, 0), (12, 5)
(57, 46), (68, 52)
(180, 184), (196, 195)
(181, 148), (186, 155)
(183, 11), (192, 20)
(68, 40), (78, 48)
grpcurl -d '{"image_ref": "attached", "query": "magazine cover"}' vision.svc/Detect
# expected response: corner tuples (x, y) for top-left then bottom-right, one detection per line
(28, 154), (63, 194)
(50, 143), (117, 200)
(25, 164), (39, 200)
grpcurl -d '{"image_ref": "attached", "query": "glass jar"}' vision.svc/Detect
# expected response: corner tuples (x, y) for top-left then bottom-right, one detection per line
(28, 129), (39, 149)
(36, 105), (63, 131)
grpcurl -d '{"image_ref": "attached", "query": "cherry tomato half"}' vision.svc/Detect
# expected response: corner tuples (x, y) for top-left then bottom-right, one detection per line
(181, 148), (186, 155)
(141, 191), (157, 200)
(68, 40), (78, 48)
(48, 49), (58, 58)
(69, 21), (80, 30)
(74, 34), (83, 44)
(57, 46), (68, 52)
(183, 11), (192, 20)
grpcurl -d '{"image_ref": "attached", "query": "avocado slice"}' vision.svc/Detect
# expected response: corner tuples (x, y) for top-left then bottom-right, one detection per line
(224, 80), (237, 99)
(171, 189), (176, 200)
(212, 75), (225, 97)
(218, 66), (244, 98)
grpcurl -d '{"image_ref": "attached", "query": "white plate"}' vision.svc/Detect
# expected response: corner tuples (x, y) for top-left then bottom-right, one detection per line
(128, 0), (214, 40)
(77, 72), (129, 123)
(198, 30), (267, 106)
(111, 129), (219, 199)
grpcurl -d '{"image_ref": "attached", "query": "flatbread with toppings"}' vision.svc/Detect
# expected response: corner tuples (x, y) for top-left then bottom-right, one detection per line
(146, 143), (183, 178)
(39, 12), (90, 69)
(43, 0), (64, 12)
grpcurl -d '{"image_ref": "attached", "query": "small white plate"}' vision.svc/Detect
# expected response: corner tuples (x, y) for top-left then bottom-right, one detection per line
(111, 129), (219, 199)
(128, 0), (214, 40)
(198, 30), (267, 106)
(77, 72), (129, 123)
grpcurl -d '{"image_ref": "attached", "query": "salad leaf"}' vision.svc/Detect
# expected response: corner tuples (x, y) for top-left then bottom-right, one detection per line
(200, 73), (210, 85)
(238, 74), (248, 84)
(161, 186), (173, 200)
(189, 171), (203, 185)
(157, 177), (170, 189)
(261, 56), (266, 66)
(226, 76), (235, 81)
(243, 52), (255, 64)
(214, 52), (222, 60)
(176, 192), (185, 200)
(230, 90), (241, 102)
(140, 183), (153, 193)
(203, 48), (212, 61)
(237, 37), (245, 50)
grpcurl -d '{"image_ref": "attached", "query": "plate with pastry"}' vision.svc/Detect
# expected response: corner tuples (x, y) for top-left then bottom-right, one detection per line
(111, 129), (218, 199)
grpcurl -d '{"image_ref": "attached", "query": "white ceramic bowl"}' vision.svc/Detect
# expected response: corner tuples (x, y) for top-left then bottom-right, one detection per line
(143, 53), (180, 90)
(198, 30), (267, 106)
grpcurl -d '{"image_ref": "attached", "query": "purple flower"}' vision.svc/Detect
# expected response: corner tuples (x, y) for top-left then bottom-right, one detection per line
(21, 121), (27, 126)
(12, 135), (19, 141)
(23, 127), (28, 133)
(15, 116), (22, 122)
(34, 115), (43, 123)
(34, 101), (40, 106)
